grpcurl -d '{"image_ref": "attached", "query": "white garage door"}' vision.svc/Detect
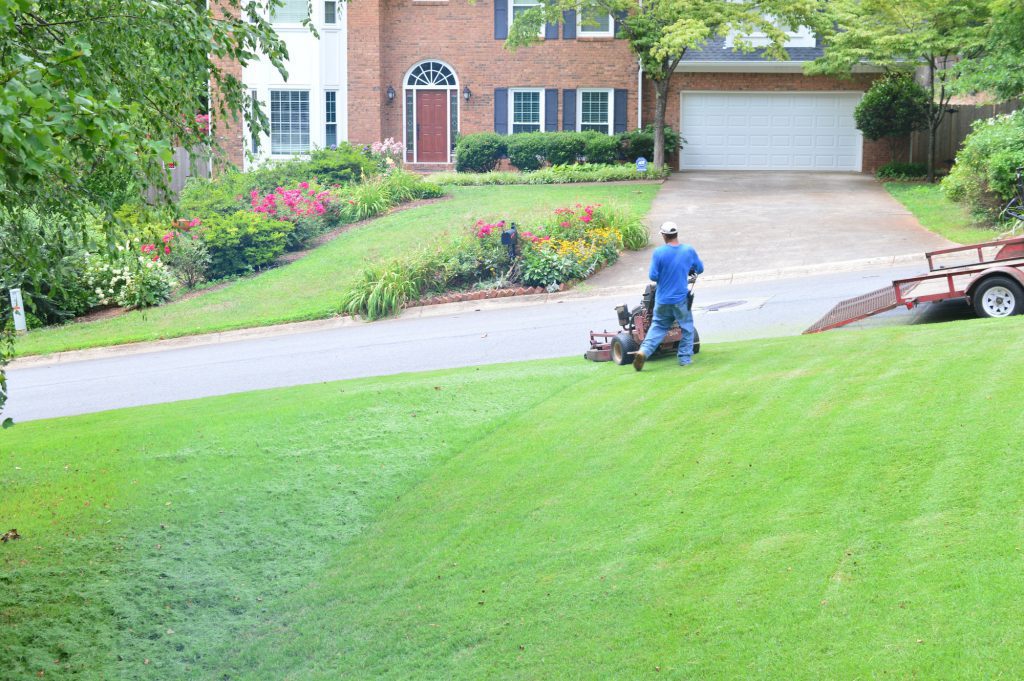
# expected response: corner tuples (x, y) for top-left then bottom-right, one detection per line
(679, 92), (862, 171)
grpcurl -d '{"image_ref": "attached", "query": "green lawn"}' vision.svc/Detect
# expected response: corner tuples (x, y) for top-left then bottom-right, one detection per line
(15, 184), (658, 357)
(885, 182), (1002, 244)
(4, 317), (1024, 678)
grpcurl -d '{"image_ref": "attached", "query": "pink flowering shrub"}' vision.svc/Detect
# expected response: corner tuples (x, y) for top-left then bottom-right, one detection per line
(249, 181), (338, 251)
(366, 137), (405, 171)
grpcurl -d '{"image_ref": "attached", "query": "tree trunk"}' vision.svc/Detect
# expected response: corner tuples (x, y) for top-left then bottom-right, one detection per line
(926, 60), (937, 183)
(652, 78), (670, 169)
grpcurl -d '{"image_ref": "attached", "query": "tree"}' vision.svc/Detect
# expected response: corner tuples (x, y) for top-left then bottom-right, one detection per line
(954, 0), (1024, 103)
(853, 74), (931, 162)
(505, 0), (829, 170)
(0, 0), (293, 424)
(807, 0), (990, 182)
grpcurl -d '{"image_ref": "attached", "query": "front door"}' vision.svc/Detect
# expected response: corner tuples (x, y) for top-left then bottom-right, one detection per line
(416, 90), (448, 163)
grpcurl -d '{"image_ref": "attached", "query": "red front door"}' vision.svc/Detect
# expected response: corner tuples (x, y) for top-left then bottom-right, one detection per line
(416, 90), (448, 163)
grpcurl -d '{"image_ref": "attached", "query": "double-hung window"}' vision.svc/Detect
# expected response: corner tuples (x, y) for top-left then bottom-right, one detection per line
(270, 90), (310, 155)
(324, 91), (338, 148)
(578, 7), (614, 37)
(510, 89), (543, 134)
(578, 89), (612, 134)
(510, 0), (545, 37)
(272, 0), (308, 23)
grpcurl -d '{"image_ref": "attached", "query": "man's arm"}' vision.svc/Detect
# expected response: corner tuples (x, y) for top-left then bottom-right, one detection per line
(691, 249), (705, 276)
(648, 250), (661, 282)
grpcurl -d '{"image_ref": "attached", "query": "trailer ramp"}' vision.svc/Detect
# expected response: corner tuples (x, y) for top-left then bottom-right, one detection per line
(804, 285), (901, 334)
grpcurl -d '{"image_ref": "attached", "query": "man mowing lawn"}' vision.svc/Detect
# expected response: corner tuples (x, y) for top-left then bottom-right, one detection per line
(633, 221), (704, 371)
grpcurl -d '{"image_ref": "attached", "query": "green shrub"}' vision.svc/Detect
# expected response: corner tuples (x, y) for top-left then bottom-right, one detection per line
(582, 132), (619, 164)
(163, 232), (211, 288)
(854, 74), (930, 147)
(615, 214), (649, 250)
(617, 125), (682, 162)
(344, 176), (393, 221)
(202, 211), (292, 278)
(250, 144), (376, 189)
(455, 133), (507, 172)
(547, 132), (588, 165)
(178, 173), (250, 218)
(115, 256), (175, 309)
(877, 162), (928, 180)
(430, 163), (669, 186)
(381, 169), (446, 202)
(942, 110), (1024, 216)
(506, 133), (550, 172)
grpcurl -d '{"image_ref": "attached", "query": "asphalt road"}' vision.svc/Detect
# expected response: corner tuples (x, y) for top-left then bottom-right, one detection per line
(3, 263), (977, 423)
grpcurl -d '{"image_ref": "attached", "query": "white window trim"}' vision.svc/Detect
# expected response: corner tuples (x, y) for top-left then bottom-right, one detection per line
(322, 0), (339, 27)
(269, 88), (312, 157)
(577, 9), (614, 38)
(725, 23), (815, 49)
(510, 0), (546, 39)
(577, 88), (613, 135)
(269, 0), (309, 27)
(509, 88), (545, 135)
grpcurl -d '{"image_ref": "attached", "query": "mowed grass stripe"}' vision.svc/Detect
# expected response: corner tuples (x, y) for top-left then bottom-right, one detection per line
(217, 319), (1024, 679)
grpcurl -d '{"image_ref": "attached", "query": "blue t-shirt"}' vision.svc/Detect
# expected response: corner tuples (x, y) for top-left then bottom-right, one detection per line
(649, 243), (704, 305)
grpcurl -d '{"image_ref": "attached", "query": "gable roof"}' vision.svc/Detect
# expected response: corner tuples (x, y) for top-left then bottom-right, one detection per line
(681, 34), (825, 63)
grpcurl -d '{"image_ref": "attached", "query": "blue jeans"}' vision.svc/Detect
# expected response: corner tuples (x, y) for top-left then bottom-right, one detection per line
(639, 303), (695, 365)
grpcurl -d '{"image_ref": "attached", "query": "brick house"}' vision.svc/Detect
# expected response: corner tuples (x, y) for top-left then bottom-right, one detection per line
(218, 1), (889, 173)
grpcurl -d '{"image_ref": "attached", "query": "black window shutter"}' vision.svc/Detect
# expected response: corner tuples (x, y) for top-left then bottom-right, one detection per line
(613, 89), (628, 133)
(613, 9), (626, 36)
(562, 89), (576, 131)
(494, 88), (509, 134)
(494, 0), (508, 40)
(545, 21), (558, 40)
(545, 89), (558, 131)
(562, 10), (576, 39)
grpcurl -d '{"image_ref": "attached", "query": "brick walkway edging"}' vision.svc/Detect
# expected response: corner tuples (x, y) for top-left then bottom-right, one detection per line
(411, 284), (566, 307)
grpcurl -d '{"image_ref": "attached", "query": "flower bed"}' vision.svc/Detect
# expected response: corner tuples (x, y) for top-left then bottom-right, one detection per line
(340, 204), (648, 320)
(429, 163), (669, 187)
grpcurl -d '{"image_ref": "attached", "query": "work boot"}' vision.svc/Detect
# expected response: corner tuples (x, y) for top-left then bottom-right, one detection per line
(633, 350), (646, 371)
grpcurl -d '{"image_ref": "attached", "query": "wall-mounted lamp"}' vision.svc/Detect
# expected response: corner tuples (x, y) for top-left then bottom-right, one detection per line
(462, 85), (472, 102)
(386, 85), (396, 103)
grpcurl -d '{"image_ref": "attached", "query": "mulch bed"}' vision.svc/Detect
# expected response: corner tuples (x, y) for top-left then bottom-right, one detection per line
(411, 284), (564, 308)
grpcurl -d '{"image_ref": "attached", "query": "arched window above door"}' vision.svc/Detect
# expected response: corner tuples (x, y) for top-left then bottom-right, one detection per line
(406, 61), (457, 88)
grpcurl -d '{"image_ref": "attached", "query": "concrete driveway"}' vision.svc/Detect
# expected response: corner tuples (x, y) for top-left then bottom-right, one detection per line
(587, 171), (953, 289)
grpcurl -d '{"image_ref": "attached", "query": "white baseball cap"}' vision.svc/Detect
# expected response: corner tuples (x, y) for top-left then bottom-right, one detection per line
(659, 221), (679, 236)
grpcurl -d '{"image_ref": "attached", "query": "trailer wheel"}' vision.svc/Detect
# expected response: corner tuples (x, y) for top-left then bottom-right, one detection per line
(693, 328), (701, 354)
(610, 332), (639, 365)
(973, 276), (1024, 318)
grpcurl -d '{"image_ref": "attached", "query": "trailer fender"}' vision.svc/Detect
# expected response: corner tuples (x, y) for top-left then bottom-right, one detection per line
(965, 266), (1024, 302)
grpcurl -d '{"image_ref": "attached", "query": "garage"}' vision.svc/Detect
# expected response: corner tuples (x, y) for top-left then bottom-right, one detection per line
(679, 92), (863, 171)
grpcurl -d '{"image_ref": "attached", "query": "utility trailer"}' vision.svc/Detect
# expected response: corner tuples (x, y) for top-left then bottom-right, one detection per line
(805, 237), (1024, 334)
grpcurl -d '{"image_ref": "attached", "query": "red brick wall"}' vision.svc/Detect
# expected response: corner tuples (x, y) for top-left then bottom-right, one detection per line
(645, 71), (891, 173)
(348, 0), (639, 150)
(210, 1), (245, 172)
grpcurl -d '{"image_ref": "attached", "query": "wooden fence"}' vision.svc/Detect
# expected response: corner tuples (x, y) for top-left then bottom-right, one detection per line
(909, 100), (1020, 169)
(145, 146), (211, 202)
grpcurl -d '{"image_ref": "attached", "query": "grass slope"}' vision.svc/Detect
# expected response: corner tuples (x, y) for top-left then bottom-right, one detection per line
(4, 317), (1024, 678)
(885, 182), (1002, 245)
(15, 184), (657, 357)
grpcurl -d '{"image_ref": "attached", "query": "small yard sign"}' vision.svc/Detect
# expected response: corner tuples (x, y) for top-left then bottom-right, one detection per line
(9, 288), (26, 333)
(635, 156), (648, 173)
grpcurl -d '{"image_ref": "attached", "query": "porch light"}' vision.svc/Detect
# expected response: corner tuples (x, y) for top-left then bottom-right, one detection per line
(463, 86), (472, 102)
(386, 85), (395, 103)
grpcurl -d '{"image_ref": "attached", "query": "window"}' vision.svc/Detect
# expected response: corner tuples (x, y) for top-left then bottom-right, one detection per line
(510, 0), (545, 37)
(270, 90), (310, 155)
(578, 7), (613, 37)
(250, 90), (260, 154)
(325, 90), (337, 148)
(324, 1), (337, 24)
(510, 89), (543, 134)
(272, 0), (308, 23)
(578, 89), (611, 134)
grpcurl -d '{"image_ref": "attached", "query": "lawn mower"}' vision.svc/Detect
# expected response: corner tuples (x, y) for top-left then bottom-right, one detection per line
(584, 274), (701, 364)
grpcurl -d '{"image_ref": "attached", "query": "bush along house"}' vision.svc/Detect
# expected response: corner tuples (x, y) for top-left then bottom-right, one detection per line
(214, 0), (890, 173)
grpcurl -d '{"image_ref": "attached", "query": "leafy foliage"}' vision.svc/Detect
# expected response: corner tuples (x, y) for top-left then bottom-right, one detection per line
(203, 211), (292, 279)
(876, 162), (928, 181)
(617, 125), (682, 162)
(455, 133), (508, 172)
(164, 233), (212, 289)
(431, 163), (668, 186)
(954, 0), (1024, 103)
(942, 110), (1024, 216)
(506, 133), (551, 171)
(854, 75), (931, 143)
